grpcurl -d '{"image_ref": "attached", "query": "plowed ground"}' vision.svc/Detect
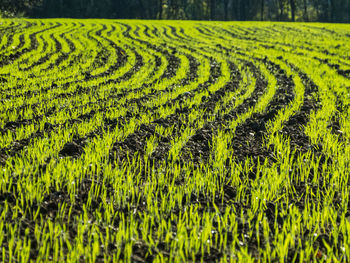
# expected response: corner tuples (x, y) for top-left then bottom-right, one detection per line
(0, 20), (350, 262)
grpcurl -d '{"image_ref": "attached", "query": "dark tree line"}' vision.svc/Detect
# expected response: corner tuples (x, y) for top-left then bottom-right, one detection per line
(1, 0), (350, 22)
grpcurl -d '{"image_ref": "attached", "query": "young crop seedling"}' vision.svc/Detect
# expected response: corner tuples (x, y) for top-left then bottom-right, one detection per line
(0, 18), (349, 262)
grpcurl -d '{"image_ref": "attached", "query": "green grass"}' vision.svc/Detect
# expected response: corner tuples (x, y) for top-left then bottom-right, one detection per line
(0, 19), (349, 262)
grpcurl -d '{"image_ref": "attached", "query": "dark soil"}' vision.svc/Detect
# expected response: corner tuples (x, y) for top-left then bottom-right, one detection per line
(280, 67), (320, 152)
(108, 57), (217, 167)
(0, 21), (32, 52)
(59, 141), (85, 157)
(0, 42), (194, 165)
(1, 22), (348, 262)
(0, 23), (61, 67)
(314, 57), (350, 79)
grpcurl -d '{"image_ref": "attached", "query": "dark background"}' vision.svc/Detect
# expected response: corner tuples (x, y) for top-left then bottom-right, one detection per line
(0, 0), (349, 22)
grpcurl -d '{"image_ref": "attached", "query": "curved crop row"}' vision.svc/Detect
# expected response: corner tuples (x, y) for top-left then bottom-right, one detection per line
(0, 19), (349, 262)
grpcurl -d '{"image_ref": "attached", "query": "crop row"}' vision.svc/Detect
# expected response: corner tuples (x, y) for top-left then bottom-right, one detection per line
(0, 19), (349, 262)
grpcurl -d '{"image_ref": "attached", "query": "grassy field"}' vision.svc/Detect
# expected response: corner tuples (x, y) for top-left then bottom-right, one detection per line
(0, 19), (349, 262)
